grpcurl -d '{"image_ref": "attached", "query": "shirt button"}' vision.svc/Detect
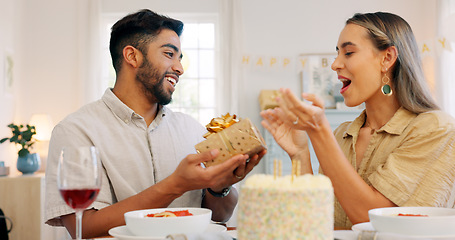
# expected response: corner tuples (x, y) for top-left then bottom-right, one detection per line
(124, 119), (129, 123)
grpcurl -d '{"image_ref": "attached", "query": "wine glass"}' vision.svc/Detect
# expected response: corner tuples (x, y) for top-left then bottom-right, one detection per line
(57, 146), (102, 240)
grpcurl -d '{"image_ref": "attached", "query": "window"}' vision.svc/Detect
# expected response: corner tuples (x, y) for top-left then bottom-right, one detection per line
(169, 21), (217, 124)
(100, 14), (218, 125)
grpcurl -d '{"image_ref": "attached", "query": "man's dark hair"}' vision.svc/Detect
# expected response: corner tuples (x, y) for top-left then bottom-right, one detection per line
(109, 9), (184, 73)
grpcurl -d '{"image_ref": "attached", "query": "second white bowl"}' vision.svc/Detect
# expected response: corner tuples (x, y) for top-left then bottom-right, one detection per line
(124, 207), (212, 237)
(368, 207), (455, 236)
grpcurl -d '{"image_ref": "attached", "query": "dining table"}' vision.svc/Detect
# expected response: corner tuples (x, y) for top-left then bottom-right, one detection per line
(94, 225), (364, 240)
(97, 225), (455, 240)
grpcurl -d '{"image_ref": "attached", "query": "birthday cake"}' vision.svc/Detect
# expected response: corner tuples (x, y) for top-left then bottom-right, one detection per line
(237, 174), (334, 240)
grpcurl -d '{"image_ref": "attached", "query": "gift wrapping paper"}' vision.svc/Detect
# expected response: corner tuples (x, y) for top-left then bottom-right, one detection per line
(195, 118), (267, 167)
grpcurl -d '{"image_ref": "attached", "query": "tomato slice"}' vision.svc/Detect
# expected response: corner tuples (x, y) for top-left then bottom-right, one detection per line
(397, 213), (428, 217)
(173, 210), (193, 216)
(146, 210), (193, 217)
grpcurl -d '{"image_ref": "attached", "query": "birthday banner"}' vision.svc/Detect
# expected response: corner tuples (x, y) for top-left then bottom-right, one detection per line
(240, 37), (454, 72)
(421, 37), (453, 56)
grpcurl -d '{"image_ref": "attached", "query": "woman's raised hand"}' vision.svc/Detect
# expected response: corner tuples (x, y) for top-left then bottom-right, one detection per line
(276, 88), (327, 133)
(260, 107), (309, 161)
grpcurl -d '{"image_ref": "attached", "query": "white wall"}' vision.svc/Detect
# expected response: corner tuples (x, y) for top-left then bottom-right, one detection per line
(16, 0), (81, 124)
(0, 0), (438, 173)
(0, 0), (81, 174)
(101, 0), (219, 13)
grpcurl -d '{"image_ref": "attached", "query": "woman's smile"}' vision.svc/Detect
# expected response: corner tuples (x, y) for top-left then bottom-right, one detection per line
(338, 75), (351, 94)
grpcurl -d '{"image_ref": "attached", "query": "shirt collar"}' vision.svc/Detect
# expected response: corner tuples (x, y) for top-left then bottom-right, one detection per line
(344, 107), (417, 138)
(149, 105), (167, 129)
(382, 107), (417, 134)
(102, 88), (168, 126)
(102, 88), (136, 124)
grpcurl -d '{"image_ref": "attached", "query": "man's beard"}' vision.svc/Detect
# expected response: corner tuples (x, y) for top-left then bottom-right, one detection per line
(136, 57), (173, 105)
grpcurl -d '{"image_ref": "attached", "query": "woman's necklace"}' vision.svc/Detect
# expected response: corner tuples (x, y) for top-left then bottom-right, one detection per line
(364, 121), (376, 135)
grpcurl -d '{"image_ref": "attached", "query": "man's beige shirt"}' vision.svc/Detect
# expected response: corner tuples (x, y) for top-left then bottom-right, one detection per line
(45, 89), (206, 226)
(332, 107), (455, 229)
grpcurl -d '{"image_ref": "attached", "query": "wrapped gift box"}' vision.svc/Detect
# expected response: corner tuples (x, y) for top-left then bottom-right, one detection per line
(259, 90), (280, 110)
(195, 118), (267, 167)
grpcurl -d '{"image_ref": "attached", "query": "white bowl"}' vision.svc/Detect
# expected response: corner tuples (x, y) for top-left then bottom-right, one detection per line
(124, 207), (212, 237)
(368, 207), (455, 236)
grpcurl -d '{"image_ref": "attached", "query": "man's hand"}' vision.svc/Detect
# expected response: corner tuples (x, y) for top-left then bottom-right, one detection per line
(169, 149), (254, 193)
(198, 149), (266, 222)
(228, 149), (266, 183)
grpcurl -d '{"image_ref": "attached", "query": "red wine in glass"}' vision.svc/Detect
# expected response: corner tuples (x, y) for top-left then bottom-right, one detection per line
(60, 188), (100, 209)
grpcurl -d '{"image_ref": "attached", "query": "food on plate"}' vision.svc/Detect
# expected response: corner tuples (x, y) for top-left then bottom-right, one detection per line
(397, 213), (428, 217)
(237, 174), (334, 240)
(145, 210), (193, 218)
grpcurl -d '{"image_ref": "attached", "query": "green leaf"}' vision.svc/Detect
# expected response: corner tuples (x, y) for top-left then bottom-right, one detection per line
(23, 131), (33, 141)
(0, 137), (9, 143)
(18, 148), (30, 157)
(10, 135), (18, 142)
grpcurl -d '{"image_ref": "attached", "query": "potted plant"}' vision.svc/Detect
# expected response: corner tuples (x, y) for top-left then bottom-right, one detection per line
(0, 123), (41, 174)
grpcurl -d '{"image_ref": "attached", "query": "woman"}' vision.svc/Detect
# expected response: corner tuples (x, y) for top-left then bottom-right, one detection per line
(261, 12), (455, 229)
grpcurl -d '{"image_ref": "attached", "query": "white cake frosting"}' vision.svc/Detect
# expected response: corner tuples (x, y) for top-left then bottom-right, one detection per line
(237, 174), (334, 240)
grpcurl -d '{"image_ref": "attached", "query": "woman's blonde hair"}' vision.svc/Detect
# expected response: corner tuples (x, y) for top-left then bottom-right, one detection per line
(347, 12), (439, 113)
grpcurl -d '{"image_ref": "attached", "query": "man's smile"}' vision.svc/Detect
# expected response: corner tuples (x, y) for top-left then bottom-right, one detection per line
(165, 76), (177, 88)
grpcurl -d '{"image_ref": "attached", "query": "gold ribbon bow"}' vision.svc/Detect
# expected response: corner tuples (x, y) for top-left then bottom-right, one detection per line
(203, 113), (239, 139)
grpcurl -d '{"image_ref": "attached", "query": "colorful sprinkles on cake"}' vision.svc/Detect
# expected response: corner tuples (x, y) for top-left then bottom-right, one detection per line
(238, 163), (334, 240)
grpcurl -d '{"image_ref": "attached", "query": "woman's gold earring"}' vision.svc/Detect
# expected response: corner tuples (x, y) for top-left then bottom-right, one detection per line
(381, 74), (393, 96)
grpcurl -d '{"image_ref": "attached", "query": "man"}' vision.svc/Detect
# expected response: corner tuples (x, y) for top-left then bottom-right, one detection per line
(44, 9), (265, 238)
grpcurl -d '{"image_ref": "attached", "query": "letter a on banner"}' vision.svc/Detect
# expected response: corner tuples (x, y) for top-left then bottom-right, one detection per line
(256, 57), (264, 66)
(422, 43), (431, 53)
